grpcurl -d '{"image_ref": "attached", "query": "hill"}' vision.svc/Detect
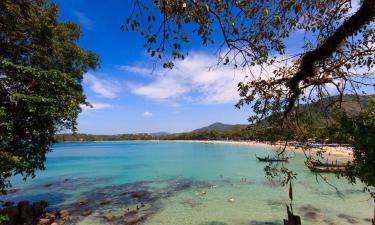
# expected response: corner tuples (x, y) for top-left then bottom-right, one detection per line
(194, 122), (247, 132)
(55, 95), (371, 142)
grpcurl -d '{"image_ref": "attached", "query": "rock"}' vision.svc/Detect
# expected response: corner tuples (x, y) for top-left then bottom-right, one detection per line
(18, 201), (34, 224)
(304, 211), (318, 220)
(81, 210), (93, 217)
(32, 201), (48, 216)
(59, 209), (70, 220)
(228, 197), (235, 203)
(130, 191), (145, 199)
(0, 204), (18, 225)
(44, 183), (53, 188)
(8, 188), (17, 194)
(125, 215), (147, 225)
(337, 213), (358, 224)
(51, 223), (59, 225)
(3, 202), (14, 207)
(124, 209), (138, 217)
(0, 200), (47, 225)
(77, 200), (88, 206)
(103, 215), (116, 222)
(37, 218), (51, 225)
(99, 199), (111, 205)
(44, 212), (57, 220)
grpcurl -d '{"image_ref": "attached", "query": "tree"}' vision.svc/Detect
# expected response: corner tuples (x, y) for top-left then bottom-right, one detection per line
(124, 0), (374, 194)
(0, 0), (99, 192)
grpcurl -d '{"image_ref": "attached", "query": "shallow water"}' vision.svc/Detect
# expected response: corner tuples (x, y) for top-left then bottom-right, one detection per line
(1, 141), (372, 225)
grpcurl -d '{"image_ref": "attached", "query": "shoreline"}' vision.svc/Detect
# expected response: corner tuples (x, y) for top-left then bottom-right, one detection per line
(165, 140), (353, 159)
(56, 139), (353, 159)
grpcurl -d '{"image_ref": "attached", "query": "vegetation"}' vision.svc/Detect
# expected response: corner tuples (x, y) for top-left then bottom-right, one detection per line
(331, 96), (375, 197)
(0, 0), (99, 192)
(55, 133), (153, 142)
(57, 95), (370, 143)
(124, 0), (374, 197)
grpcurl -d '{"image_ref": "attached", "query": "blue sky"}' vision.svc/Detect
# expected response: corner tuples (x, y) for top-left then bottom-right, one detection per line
(55, 0), (370, 134)
(55, 0), (260, 134)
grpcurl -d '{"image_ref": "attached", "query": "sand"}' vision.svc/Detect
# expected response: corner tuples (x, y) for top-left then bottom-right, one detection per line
(167, 140), (353, 159)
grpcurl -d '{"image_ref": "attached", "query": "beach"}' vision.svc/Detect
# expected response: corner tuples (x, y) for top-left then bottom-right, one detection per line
(168, 140), (353, 159)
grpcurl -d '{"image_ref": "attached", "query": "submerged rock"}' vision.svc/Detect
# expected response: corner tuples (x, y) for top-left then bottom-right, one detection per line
(77, 200), (88, 206)
(81, 209), (93, 217)
(337, 213), (358, 224)
(125, 215), (148, 225)
(124, 209), (138, 217)
(102, 215), (116, 222)
(99, 199), (111, 205)
(130, 192), (145, 199)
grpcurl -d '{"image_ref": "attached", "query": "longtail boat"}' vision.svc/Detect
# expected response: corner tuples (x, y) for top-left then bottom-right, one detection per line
(306, 163), (350, 173)
(310, 160), (351, 167)
(255, 155), (288, 162)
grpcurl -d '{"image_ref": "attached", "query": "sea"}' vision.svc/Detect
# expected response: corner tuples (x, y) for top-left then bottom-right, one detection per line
(1, 141), (372, 225)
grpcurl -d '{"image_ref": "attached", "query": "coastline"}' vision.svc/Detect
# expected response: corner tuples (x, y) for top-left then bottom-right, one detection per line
(166, 140), (353, 159)
(56, 139), (353, 159)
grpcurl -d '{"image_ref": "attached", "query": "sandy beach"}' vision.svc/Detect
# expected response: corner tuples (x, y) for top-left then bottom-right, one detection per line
(167, 140), (353, 159)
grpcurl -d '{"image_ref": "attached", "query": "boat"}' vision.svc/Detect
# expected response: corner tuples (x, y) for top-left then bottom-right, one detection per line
(255, 155), (288, 162)
(306, 163), (350, 173)
(310, 160), (351, 167)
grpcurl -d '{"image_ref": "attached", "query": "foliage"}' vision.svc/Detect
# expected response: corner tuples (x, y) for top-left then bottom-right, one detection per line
(0, 0), (99, 192)
(0, 214), (8, 223)
(125, 0), (374, 197)
(55, 133), (154, 142)
(330, 96), (375, 197)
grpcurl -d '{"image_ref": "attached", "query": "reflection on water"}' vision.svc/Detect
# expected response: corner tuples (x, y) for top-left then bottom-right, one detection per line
(0, 141), (372, 225)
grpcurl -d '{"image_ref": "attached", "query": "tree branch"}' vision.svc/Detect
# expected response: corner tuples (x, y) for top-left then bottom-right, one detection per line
(285, 0), (375, 114)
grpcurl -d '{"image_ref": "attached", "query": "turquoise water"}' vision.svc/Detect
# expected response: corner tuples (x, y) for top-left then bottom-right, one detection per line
(1, 141), (372, 225)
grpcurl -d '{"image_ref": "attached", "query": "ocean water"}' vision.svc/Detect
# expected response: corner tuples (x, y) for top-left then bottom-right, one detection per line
(1, 141), (372, 225)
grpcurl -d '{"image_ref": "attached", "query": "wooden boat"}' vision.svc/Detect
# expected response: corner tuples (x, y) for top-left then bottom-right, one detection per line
(306, 163), (350, 173)
(310, 160), (351, 167)
(255, 155), (288, 162)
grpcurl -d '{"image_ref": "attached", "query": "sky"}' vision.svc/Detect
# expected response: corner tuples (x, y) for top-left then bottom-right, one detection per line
(55, 0), (370, 134)
(55, 0), (257, 134)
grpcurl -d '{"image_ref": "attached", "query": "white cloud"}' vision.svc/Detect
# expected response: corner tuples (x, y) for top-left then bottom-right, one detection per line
(129, 77), (187, 100)
(119, 65), (153, 76)
(143, 111), (153, 117)
(123, 52), (262, 104)
(84, 73), (119, 98)
(80, 103), (112, 111)
(74, 11), (93, 29)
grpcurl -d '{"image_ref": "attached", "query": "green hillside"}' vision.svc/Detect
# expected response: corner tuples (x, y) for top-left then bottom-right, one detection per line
(56, 95), (371, 142)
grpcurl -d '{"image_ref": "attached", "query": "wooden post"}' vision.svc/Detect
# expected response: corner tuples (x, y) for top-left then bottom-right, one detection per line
(283, 205), (301, 225)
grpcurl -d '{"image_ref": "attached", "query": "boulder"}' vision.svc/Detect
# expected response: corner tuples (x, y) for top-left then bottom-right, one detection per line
(32, 201), (48, 217)
(18, 201), (34, 224)
(103, 215), (116, 222)
(124, 209), (138, 217)
(81, 210), (93, 217)
(130, 192), (145, 199)
(77, 200), (88, 206)
(125, 215), (146, 225)
(99, 199), (111, 205)
(59, 209), (70, 220)
(37, 218), (51, 225)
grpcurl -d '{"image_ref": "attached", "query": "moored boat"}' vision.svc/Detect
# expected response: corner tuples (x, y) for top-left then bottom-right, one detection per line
(255, 155), (288, 162)
(306, 163), (350, 173)
(310, 160), (351, 167)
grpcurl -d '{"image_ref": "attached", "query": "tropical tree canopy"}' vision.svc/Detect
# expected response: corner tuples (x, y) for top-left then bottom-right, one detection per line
(124, 0), (374, 194)
(0, 0), (99, 191)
